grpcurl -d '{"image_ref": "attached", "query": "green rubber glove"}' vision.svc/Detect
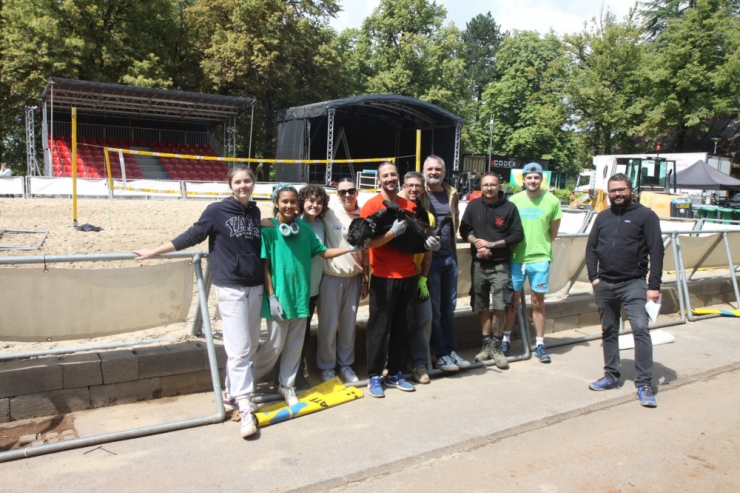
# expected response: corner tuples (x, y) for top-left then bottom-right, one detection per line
(418, 276), (429, 301)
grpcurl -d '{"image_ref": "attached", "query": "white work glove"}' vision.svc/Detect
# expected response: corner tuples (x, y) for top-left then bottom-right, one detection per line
(390, 219), (407, 237)
(349, 239), (369, 252)
(424, 236), (441, 251)
(268, 295), (284, 321)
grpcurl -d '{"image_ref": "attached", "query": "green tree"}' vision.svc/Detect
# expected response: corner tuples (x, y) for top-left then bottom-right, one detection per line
(350, 0), (468, 118)
(0, 0), (201, 168)
(562, 11), (646, 166)
(479, 31), (576, 175)
(640, 0), (739, 37)
(193, 0), (346, 178)
(460, 12), (506, 154)
(461, 12), (505, 102)
(638, 0), (740, 151)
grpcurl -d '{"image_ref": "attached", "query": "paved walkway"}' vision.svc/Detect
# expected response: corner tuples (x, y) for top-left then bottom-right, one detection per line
(1, 316), (739, 492)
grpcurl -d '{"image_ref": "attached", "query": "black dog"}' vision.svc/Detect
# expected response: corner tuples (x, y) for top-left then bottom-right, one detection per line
(347, 200), (451, 254)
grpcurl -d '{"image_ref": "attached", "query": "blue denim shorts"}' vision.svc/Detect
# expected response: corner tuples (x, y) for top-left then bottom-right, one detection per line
(510, 261), (550, 293)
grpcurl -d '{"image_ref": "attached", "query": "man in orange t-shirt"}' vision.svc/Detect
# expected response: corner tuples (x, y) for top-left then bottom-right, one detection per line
(360, 162), (437, 398)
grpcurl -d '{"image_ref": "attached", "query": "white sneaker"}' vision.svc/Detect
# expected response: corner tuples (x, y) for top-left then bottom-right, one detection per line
(450, 351), (471, 369)
(321, 369), (337, 382)
(339, 366), (359, 383)
(239, 410), (257, 438)
(278, 385), (299, 406)
(436, 355), (459, 372)
(236, 397), (258, 413)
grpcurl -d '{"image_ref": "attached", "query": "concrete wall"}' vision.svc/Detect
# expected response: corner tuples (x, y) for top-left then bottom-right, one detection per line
(0, 277), (735, 423)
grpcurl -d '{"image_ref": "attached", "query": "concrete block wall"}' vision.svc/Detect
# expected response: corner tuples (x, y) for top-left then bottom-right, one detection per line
(0, 342), (226, 423)
(0, 277), (735, 423)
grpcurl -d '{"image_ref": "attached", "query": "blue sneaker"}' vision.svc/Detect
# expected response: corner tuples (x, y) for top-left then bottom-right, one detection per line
(589, 376), (619, 391)
(636, 385), (657, 407)
(383, 371), (415, 392)
(500, 340), (511, 357)
(535, 344), (551, 364)
(368, 376), (385, 398)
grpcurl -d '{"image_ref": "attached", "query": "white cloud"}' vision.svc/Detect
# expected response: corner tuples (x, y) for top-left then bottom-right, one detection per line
(330, 1), (637, 34)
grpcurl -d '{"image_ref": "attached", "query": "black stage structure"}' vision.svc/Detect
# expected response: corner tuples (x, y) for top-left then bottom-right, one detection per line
(35, 78), (255, 176)
(275, 95), (463, 185)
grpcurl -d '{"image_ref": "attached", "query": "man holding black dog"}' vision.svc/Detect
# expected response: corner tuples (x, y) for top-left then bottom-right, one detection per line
(361, 162), (440, 397)
(459, 172), (523, 369)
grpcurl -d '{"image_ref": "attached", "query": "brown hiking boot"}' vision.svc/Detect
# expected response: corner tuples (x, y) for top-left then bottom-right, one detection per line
(491, 339), (510, 369)
(474, 338), (494, 363)
(412, 366), (430, 384)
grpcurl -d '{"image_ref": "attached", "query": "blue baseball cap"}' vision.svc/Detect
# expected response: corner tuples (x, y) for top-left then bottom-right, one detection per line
(522, 162), (543, 175)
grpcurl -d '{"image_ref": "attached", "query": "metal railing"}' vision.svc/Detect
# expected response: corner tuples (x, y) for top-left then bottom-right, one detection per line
(0, 251), (225, 463)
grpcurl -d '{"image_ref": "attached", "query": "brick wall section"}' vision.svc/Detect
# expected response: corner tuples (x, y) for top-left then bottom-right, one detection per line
(0, 278), (735, 422)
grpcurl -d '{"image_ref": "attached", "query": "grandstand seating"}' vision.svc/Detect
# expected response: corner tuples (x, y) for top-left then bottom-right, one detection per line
(49, 136), (227, 181)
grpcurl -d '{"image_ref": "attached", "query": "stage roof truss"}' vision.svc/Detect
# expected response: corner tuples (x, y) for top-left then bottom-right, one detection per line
(40, 78), (255, 124)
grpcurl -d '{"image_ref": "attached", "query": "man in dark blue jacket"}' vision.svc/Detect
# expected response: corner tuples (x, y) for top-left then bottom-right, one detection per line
(586, 173), (663, 407)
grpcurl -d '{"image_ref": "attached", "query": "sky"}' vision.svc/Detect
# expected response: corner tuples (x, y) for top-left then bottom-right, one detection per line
(330, 0), (638, 35)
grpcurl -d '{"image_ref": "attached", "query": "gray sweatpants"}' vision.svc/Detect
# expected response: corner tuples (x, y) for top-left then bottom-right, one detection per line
(316, 274), (361, 370)
(252, 317), (306, 388)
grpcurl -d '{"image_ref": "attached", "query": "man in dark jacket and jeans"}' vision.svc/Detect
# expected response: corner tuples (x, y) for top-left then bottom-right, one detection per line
(459, 172), (523, 369)
(586, 173), (663, 407)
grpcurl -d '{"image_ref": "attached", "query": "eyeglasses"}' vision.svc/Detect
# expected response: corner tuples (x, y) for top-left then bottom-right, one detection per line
(608, 187), (630, 195)
(337, 188), (357, 196)
(404, 183), (423, 189)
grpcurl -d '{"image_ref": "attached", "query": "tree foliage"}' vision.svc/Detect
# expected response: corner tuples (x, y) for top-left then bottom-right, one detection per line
(190, 0), (344, 178)
(562, 11), (646, 166)
(460, 12), (506, 154)
(348, 0), (468, 117)
(638, 0), (740, 150)
(478, 31), (576, 174)
(1, 0), (740, 177)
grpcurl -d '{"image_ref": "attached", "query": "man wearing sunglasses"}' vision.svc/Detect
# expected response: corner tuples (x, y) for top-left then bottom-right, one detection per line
(586, 173), (663, 408)
(316, 178), (367, 384)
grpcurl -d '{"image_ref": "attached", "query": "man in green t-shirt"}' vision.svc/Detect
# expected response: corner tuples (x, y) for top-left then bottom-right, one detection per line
(504, 163), (562, 363)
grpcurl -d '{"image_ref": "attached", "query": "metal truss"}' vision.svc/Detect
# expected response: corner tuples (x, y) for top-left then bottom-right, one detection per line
(25, 106), (41, 176)
(325, 108), (335, 186)
(453, 123), (462, 171)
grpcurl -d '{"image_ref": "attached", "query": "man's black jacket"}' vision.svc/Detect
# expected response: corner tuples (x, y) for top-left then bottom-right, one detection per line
(586, 201), (663, 290)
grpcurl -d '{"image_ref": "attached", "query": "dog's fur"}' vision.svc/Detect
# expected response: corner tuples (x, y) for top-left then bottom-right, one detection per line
(347, 200), (452, 254)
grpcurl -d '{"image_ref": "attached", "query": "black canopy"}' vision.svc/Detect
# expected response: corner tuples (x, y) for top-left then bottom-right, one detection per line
(675, 160), (740, 191)
(275, 94), (462, 184)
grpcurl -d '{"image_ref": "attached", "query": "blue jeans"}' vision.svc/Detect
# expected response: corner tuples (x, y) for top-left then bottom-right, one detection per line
(428, 255), (458, 357)
(409, 297), (432, 368)
(593, 278), (653, 388)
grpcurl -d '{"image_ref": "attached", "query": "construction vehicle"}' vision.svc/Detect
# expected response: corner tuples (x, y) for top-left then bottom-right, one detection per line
(575, 155), (687, 215)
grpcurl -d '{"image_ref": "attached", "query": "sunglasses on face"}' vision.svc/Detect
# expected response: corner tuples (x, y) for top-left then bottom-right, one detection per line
(338, 188), (357, 196)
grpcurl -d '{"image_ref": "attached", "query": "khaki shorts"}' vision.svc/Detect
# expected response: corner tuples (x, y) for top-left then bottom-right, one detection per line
(470, 261), (512, 313)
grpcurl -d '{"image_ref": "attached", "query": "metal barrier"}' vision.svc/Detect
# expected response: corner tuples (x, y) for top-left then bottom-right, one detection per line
(0, 229), (48, 251)
(673, 229), (740, 322)
(0, 251), (225, 463)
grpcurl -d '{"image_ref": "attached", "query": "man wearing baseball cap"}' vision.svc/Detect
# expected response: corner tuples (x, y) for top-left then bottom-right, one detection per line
(504, 162), (562, 363)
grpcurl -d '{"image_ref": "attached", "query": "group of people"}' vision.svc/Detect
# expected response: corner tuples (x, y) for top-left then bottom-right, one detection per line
(133, 156), (664, 440)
